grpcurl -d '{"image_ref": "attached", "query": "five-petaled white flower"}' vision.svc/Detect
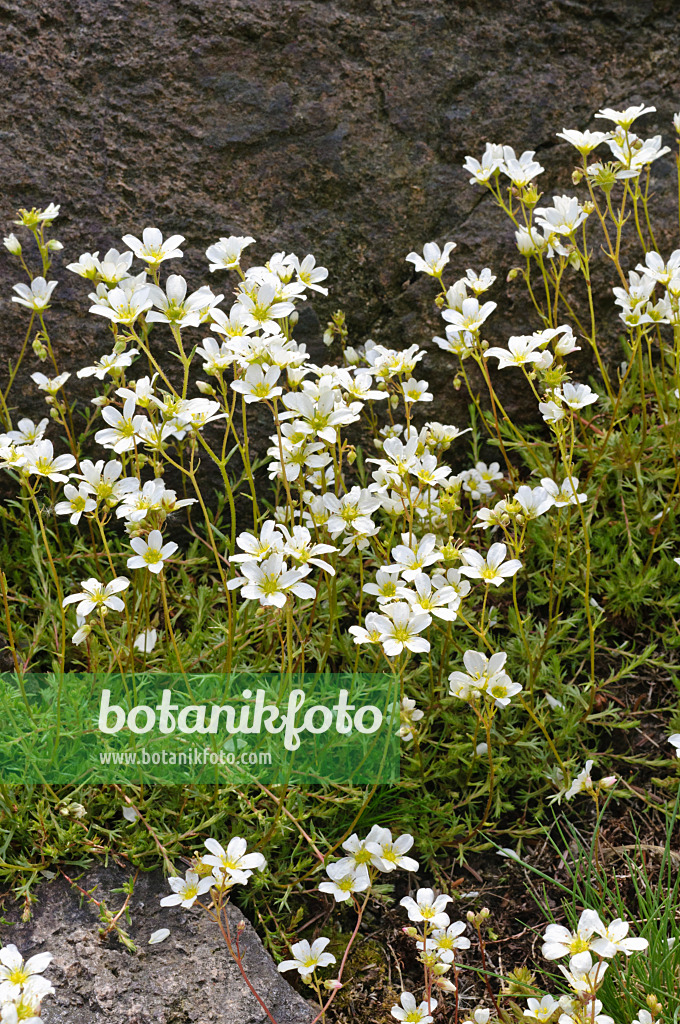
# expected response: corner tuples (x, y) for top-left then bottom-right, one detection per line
(400, 888), (452, 928)
(62, 577), (130, 618)
(319, 862), (371, 902)
(391, 991), (437, 1024)
(127, 530), (178, 574)
(12, 277), (58, 311)
(277, 937), (336, 979)
(201, 836), (266, 885)
(206, 235), (256, 271)
(370, 602), (431, 657)
(406, 241), (456, 276)
(160, 869), (213, 909)
(458, 542), (522, 586)
(122, 226), (184, 265)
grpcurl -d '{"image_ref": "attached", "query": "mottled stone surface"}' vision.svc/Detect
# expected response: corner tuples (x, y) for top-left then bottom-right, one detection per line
(3, 867), (315, 1023)
(1, 0), (680, 432)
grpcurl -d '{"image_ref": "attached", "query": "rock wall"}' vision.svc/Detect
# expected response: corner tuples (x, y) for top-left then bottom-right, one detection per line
(1, 0), (679, 426)
(4, 866), (315, 1023)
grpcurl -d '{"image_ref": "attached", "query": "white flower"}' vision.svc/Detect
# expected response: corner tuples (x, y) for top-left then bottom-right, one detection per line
(90, 284), (153, 324)
(398, 697), (424, 742)
(564, 760), (616, 801)
(560, 382), (599, 410)
(289, 253), (329, 294)
(636, 249), (680, 286)
(146, 275), (221, 327)
(406, 241), (456, 276)
(5, 418), (48, 445)
(122, 226), (184, 265)
(62, 577), (130, 618)
(77, 348), (138, 380)
(319, 862), (370, 902)
(539, 400), (565, 425)
(669, 733), (680, 757)
(348, 612), (385, 646)
(391, 992), (437, 1024)
(541, 476), (587, 507)
(442, 297), (497, 334)
(397, 378), (430, 406)
(134, 629), (158, 653)
(201, 836), (266, 885)
(501, 146), (544, 185)
(419, 921), (470, 963)
(127, 530), (178, 574)
(558, 951), (608, 994)
(524, 995), (561, 1021)
(463, 143), (504, 184)
(383, 533), (441, 580)
(485, 335), (544, 369)
(94, 398), (149, 453)
(542, 909), (606, 960)
(23, 440), (76, 483)
(231, 364), (283, 403)
(55, 482), (97, 524)
(159, 869), (213, 909)
(277, 937), (336, 979)
(514, 485), (554, 519)
(534, 195), (588, 236)
(0, 946), (52, 987)
(556, 129), (610, 155)
(449, 650), (520, 707)
(465, 267), (496, 294)
(595, 104), (655, 129)
(400, 888), (452, 927)
(12, 277), (57, 311)
(365, 827), (419, 872)
(31, 371), (70, 395)
(228, 554), (315, 608)
(592, 918), (648, 957)
(516, 225), (547, 256)
(3, 233), (21, 255)
(370, 602), (431, 657)
(459, 542), (521, 586)
(206, 235), (256, 271)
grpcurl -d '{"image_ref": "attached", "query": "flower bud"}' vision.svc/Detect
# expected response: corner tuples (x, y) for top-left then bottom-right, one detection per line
(324, 979), (343, 992)
(323, 328), (334, 347)
(289, 310), (299, 326)
(506, 267), (520, 282)
(572, 168), (583, 185)
(196, 380), (216, 396)
(32, 338), (48, 360)
(3, 233), (21, 255)
(46, 239), (64, 251)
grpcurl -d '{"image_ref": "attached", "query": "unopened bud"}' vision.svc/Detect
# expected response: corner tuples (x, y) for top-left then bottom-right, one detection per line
(3, 233), (21, 255)
(49, 407), (61, 421)
(289, 310), (299, 326)
(32, 338), (48, 360)
(46, 239), (63, 251)
(572, 168), (584, 185)
(646, 994), (663, 1015)
(324, 979), (343, 992)
(403, 926), (418, 937)
(196, 380), (216, 396)
(506, 267), (520, 282)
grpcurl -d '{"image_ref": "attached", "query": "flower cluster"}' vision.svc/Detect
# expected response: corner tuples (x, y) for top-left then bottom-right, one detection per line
(0, 944), (54, 1023)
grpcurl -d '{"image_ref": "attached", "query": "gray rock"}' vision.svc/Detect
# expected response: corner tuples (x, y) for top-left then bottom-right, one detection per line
(3, 867), (315, 1024)
(1, 0), (679, 427)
